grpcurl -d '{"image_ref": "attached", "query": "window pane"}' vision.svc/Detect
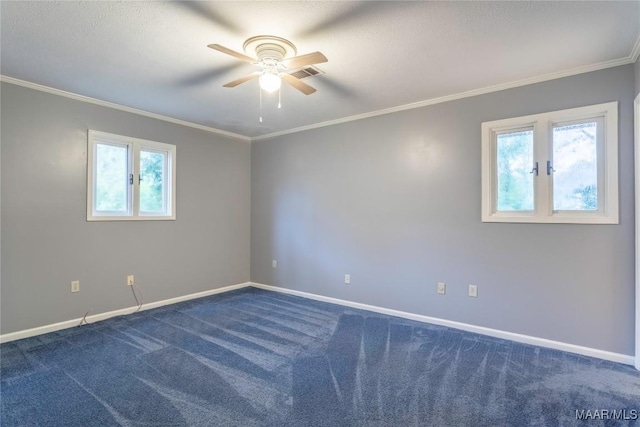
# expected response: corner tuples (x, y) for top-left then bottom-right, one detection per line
(552, 122), (598, 211)
(496, 130), (534, 211)
(140, 150), (165, 213)
(95, 143), (128, 212)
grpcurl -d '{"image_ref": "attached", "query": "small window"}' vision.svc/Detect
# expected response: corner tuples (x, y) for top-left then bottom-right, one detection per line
(88, 130), (176, 221)
(481, 102), (618, 224)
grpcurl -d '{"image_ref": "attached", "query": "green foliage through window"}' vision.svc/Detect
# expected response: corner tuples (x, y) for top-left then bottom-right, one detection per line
(552, 122), (598, 211)
(496, 130), (534, 211)
(140, 150), (165, 212)
(96, 143), (128, 212)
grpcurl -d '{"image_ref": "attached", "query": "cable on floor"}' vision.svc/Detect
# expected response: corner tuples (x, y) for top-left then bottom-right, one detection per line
(78, 282), (145, 326)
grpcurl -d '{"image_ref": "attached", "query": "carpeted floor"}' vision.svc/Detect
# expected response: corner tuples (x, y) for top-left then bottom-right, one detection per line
(1, 287), (639, 426)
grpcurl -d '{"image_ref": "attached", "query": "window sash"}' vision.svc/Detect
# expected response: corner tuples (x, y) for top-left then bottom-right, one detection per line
(92, 141), (133, 217)
(138, 147), (170, 216)
(549, 117), (605, 216)
(492, 126), (536, 214)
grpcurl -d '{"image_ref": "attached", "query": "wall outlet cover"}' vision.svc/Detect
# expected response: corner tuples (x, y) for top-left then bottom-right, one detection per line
(469, 284), (478, 297)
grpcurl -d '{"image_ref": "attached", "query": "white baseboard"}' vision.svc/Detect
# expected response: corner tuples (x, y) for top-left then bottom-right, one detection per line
(250, 282), (635, 366)
(0, 282), (251, 344)
(3, 280), (633, 366)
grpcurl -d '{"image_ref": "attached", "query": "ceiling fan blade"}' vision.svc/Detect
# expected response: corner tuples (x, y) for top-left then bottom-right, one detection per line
(178, 63), (244, 86)
(299, 2), (407, 38)
(208, 44), (256, 63)
(223, 72), (260, 88)
(173, 3), (242, 35)
(282, 52), (328, 69)
(281, 74), (317, 95)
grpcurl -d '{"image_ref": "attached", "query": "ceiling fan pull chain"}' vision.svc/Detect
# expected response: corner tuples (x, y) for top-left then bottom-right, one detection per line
(278, 87), (282, 109)
(259, 86), (263, 123)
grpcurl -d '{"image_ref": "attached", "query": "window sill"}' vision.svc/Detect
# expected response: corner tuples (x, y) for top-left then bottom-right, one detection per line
(87, 215), (176, 222)
(482, 214), (618, 224)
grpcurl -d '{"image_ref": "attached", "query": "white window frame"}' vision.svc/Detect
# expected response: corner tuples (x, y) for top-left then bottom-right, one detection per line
(481, 102), (618, 224)
(87, 130), (176, 221)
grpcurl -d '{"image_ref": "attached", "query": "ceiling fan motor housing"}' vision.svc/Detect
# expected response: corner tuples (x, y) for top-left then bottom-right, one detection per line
(243, 36), (297, 63)
(258, 44), (287, 61)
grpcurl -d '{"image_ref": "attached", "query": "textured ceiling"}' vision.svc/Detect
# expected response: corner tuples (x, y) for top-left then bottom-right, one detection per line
(1, 1), (639, 139)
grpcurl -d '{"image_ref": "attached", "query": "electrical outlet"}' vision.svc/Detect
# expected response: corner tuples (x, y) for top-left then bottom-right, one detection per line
(272, 260), (277, 269)
(437, 282), (446, 295)
(468, 284), (478, 297)
(344, 274), (351, 284)
(70, 280), (80, 293)
(127, 275), (134, 286)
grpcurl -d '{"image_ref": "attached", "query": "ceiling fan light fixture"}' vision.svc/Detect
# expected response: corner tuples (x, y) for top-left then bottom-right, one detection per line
(210, 35), (325, 97)
(259, 72), (281, 93)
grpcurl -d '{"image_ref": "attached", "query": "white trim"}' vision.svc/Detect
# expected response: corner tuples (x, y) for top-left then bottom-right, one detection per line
(252, 57), (636, 141)
(0, 75), (251, 142)
(250, 282), (634, 366)
(0, 282), (251, 344)
(635, 93), (640, 370)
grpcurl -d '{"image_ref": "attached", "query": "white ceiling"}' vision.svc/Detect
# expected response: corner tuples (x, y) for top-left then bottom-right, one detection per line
(2, 1), (639, 139)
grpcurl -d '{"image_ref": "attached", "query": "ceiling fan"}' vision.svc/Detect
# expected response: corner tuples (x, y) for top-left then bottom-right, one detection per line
(208, 35), (327, 95)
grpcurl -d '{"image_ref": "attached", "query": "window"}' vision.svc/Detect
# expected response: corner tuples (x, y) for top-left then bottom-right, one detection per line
(87, 130), (176, 221)
(481, 102), (618, 224)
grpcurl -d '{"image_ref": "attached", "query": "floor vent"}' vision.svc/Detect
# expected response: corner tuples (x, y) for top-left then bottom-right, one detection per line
(288, 66), (324, 80)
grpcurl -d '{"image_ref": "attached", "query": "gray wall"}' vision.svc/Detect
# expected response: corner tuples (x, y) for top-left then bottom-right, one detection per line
(1, 82), (251, 334)
(251, 64), (636, 355)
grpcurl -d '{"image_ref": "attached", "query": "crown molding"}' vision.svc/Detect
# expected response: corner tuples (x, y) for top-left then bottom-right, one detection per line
(631, 35), (640, 62)
(3, 42), (637, 145)
(253, 55), (637, 141)
(0, 75), (251, 142)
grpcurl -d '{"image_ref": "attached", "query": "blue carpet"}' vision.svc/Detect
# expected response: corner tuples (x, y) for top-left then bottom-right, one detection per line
(1, 287), (639, 426)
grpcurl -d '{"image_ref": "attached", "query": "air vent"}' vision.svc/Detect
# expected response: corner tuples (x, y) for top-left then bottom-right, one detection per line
(288, 66), (324, 79)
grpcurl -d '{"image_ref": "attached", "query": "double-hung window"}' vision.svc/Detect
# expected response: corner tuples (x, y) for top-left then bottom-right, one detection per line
(87, 130), (176, 221)
(481, 102), (618, 224)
